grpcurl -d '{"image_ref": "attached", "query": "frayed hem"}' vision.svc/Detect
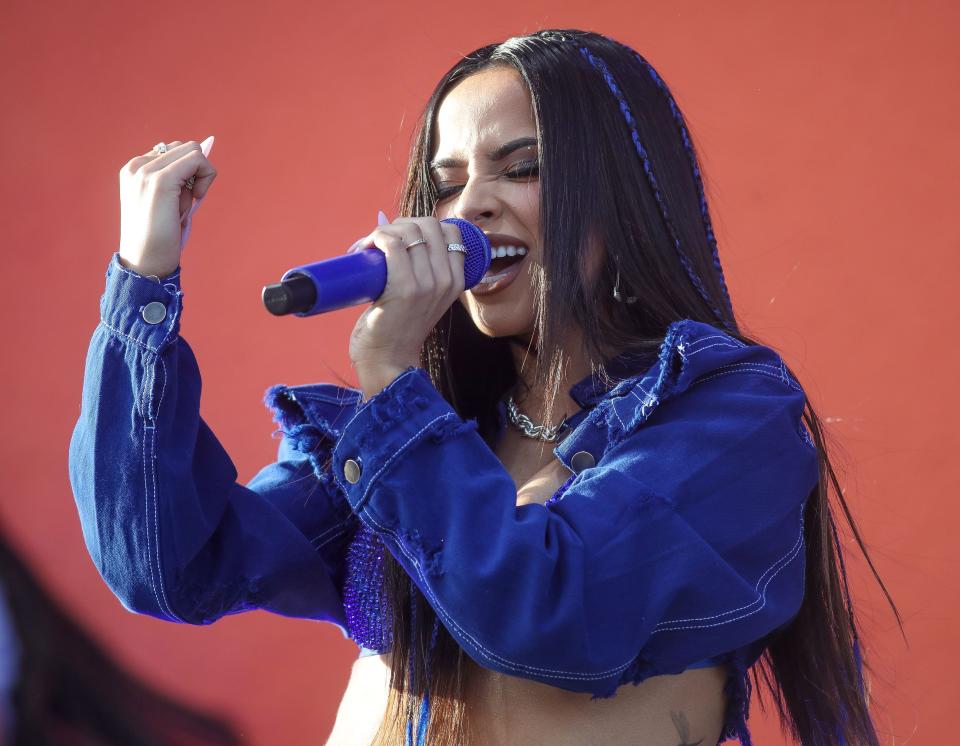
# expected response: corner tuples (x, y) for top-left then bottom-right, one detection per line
(718, 654), (753, 745)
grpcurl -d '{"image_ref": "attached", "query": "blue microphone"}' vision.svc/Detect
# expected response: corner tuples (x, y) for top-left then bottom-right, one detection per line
(262, 218), (491, 317)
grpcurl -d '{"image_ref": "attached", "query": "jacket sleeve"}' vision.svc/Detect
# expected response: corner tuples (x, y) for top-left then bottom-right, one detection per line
(329, 362), (820, 697)
(68, 253), (356, 629)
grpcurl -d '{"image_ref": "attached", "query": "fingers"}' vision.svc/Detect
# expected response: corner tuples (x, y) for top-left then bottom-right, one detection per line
(130, 140), (217, 197)
(416, 219), (452, 284)
(392, 218), (435, 288)
(354, 217), (465, 305)
(414, 218), (466, 298)
(440, 221), (466, 295)
(365, 226), (417, 302)
(132, 140), (188, 172)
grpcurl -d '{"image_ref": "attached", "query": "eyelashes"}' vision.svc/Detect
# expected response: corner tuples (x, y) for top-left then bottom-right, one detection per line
(433, 161), (540, 201)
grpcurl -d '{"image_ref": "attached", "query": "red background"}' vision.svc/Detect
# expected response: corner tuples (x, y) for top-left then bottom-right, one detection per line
(2, 1), (956, 743)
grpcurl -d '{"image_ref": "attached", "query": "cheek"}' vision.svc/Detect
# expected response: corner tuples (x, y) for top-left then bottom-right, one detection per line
(523, 179), (540, 207)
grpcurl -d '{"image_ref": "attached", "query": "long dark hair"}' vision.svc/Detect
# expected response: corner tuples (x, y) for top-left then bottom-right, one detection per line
(368, 29), (903, 745)
(0, 521), (240, 746)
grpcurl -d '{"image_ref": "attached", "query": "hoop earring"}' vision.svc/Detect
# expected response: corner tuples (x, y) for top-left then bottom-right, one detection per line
(612, 268), (638, 303)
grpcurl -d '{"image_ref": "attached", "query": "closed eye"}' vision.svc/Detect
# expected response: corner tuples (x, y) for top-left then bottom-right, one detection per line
(433, 161), (540, 202)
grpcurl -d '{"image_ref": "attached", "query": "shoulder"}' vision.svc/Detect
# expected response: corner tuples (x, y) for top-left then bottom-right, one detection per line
(601, 318), (812, 447)
(555, 318), (817, 487)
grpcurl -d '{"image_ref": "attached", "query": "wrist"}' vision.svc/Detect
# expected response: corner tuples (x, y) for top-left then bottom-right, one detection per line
(117, 253), (178, 280)
(355, 361), (416, 401)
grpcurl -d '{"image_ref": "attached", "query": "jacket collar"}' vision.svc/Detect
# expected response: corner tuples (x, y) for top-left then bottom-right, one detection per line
(568, 347), (660, 410)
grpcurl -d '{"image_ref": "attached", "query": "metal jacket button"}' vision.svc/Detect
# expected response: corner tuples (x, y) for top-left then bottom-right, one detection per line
(344, 458), (362, 484)
(570, 450), (595, 473)
(141, 301), (167, 324)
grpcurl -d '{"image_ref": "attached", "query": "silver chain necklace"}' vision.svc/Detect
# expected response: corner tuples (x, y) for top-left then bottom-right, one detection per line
(505, 395), (570, 442)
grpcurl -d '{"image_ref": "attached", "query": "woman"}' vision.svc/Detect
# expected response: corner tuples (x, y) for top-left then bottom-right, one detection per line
(69, 29), (900, 745)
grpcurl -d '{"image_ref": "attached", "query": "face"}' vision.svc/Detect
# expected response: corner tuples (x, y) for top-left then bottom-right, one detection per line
(430, 65), (541, 341)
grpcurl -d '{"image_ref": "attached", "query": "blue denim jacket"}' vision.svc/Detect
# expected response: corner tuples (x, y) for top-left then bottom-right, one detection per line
(69, 253), (819, 743)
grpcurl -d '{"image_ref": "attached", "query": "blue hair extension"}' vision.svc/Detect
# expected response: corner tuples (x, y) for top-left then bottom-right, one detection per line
(405, 582), (417, 746)
(415, 616), (441, 744)
(404, 584), (440, 745)
(630, 51), (734, 319)
(574, 44), (731, 327)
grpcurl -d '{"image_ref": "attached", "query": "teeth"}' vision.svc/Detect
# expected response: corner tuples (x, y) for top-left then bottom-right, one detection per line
(489, 245), (528, 259)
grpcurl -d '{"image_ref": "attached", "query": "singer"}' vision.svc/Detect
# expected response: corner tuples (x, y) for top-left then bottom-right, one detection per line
(69, 29), (897, 746)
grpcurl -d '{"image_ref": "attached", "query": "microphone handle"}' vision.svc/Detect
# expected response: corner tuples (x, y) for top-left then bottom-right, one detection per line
(262, 217), (491, 317)
(262, 249), (386, 316)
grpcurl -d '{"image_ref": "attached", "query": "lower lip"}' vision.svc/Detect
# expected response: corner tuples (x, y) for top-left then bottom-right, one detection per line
(470, 253), (527, 296)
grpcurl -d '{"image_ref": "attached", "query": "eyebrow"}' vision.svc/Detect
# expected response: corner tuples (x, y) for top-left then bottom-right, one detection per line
(428, 136), (538, 172)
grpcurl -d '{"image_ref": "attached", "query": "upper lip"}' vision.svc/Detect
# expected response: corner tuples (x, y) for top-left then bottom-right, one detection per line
(483, 233), (528, 249)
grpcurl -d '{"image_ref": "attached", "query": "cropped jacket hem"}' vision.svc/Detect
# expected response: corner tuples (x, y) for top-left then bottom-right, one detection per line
(69, 252), (822, 744)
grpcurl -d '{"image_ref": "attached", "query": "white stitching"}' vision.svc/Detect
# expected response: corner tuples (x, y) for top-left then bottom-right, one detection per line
(358, 505), (635, 681)
(693, 363), (801, 390)
(311, 517), (350, 547)
(684, 334), (735, 347)
(150, 356), (181, 621)
(653, 508), (805, 630)
(632, 380), (654, 398)
(339, 413), (633, 680)
(158, 293), (182, 351)
(651, 530), (804, 633)
(141, 410), (165, 616)
(609, 400), (627, 432)
(112, 259), (182, 284)
(332, 338), (806, 681)
(101, 315), (183, 618)
(628, 388), (658, 418)
(651, 521), (805, 632)
(685, 340), (744, 356)
(334, 412), (454, 502)
(683, 335), (745, 353)
(147, 357), (182, 622)
(336, 367), (421, 435)
(315, 523), (351, 549)
(99, 319), (159, 354)
(694, 369), (782, 387)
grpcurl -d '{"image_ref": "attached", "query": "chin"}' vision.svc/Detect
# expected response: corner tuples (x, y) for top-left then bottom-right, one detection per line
(458, 295), (534, 339)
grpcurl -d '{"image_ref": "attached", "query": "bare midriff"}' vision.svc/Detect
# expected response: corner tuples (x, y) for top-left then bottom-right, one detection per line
(324, 424), (729, 745)
(327, 652), (727, 745)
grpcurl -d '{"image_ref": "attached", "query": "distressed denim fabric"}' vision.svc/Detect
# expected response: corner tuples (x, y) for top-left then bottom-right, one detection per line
(70, 252), (820, 744)
(68, 254), (357, 629)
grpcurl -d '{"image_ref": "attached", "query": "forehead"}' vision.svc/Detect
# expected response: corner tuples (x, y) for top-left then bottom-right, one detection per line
(432, 66), (536, 156)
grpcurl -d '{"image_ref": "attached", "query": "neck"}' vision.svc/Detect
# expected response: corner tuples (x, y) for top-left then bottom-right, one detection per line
(507, 329), (595, 424)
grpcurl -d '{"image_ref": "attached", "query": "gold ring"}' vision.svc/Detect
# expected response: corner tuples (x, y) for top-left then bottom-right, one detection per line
(405, 238), (428, 249)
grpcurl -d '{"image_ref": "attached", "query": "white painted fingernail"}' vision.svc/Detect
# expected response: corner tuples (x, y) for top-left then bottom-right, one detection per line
(377, 210), (390, 226)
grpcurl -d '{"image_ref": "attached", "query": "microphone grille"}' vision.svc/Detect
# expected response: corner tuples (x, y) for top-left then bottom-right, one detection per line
(440, 218), (492, 289)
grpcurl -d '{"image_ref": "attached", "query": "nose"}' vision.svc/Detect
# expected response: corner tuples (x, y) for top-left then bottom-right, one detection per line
(451, 175), (498, 226)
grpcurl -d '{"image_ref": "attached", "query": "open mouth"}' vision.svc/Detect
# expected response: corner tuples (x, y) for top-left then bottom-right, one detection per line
(480, 244), (528, 284)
